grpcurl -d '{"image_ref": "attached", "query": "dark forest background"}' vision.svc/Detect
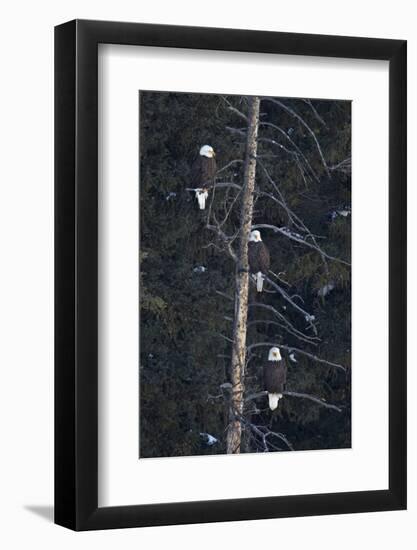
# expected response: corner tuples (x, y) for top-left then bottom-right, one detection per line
(139, 91), (351, 458)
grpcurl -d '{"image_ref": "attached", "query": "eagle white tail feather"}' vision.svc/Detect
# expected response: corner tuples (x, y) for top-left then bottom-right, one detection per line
(256, 271), (263, 292)
(196, 190), (208, 210)
(268, 393), (282, 411)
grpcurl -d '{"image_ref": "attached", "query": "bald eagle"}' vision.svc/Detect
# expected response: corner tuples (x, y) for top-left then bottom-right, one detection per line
(190, 145), (216, 209)
(248, 230), (270, 291)
(264, 347), (287, 410)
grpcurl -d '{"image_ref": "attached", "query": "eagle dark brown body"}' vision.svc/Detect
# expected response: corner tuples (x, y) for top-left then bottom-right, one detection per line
(248, 238), (270, 291)
(264, 357), (287, 411)
(263, 359), (287, 395)
(190, 155), (217, 190)
(248, 240), (270, 274)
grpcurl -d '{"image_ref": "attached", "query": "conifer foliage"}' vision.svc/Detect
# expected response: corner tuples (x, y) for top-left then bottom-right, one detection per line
(139, 91), (351, 457)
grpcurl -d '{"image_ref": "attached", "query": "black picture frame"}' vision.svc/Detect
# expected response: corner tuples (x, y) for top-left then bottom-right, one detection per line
(55, 19), (407, 531)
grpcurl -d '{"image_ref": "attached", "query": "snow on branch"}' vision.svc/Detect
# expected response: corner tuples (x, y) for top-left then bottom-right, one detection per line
(246, 341), (346, 372)
(259, 121), (320, 183)
(199, 432), (219, 446)
(244, 389), (342, 413)
(283, 391), (342, 412)
(264, 275), (319, 336)
(252, 223), (350, 266)
(249, 302), (319, 345)
(247, 319), (318, 347)
(225, 123), (348, 268)
(261, 97), (331, 177)
(255, 159), (333, 272)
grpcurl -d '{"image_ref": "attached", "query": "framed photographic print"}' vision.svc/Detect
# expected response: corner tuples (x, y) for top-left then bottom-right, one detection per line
(55, 20), (406, 530)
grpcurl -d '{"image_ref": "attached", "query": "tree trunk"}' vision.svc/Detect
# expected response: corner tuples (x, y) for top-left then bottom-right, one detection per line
(226, 96), (261, 454)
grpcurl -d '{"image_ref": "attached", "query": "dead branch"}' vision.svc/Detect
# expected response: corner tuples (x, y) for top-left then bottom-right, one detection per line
(256, 159), (330, 271)
(205, 223), (238, 263)
(259, 121), (320, 182)
(236, 412), (294, 451)
(268, 269), (291, 287)
(246, 341), (346, 372)
(264, 275), (318, 336)
(262, 97), (330, 177)
(301, 98), (328, 128)
(245, 389), (342, 412)
(216, 159), (244, 175)
(252, 223), (350, 266)
(186, 182), (242, 192)
(284, 391), (342, 412)
(221, 97), (248, 122)
(329, 157), (351, 174)
(249, 302), (319, 344)
(215, 290), (234, 301)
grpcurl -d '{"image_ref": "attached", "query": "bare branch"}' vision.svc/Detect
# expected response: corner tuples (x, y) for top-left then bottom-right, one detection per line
(249, 302), (319, 345)
(237, 413), (294, 451)
(244, 390), (268, 402)
(205, 223), (238, 263)
(252, 223), (350, 266)
(284, 391), (342, 412)
(268, 269), (291, 287)
(247, 318), (318, 347)
(225, 125), (247, 137)
(262, 97), (330, 176)
(215, 290), (234, 302)
(264, 275), (319, 336)
(186, 182), (242, 192)
(216, 159), (244, 175)
(259, 121), (320, 182)
(246, 341), (346, 372)
(256, 157), (324, 235)
(256, 159), (329, 268)
(329, 157), (351, 174)
(301, 98), (328, 128)
(221, 97), (248, 122)
(245, 389), (342, 412)
(226, 127), (339, 271)
(217, 185), (243, 229)
(213, 332), (234, 345)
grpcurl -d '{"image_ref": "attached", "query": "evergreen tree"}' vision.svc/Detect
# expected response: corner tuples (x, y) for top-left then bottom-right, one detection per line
(139, 91), (351, 457)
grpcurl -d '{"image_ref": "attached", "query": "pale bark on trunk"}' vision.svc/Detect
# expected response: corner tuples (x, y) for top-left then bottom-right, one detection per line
(226, 96), (261, 454)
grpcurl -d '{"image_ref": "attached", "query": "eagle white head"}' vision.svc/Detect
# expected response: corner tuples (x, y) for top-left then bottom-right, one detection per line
(199, 145), (215, 158)
(268, 347), (282, 361)
(249, 230), (262, 242)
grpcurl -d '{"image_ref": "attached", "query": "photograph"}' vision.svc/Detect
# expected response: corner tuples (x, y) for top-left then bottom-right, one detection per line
(139, 91), (351, 458)
(0, 0), (410, 543)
